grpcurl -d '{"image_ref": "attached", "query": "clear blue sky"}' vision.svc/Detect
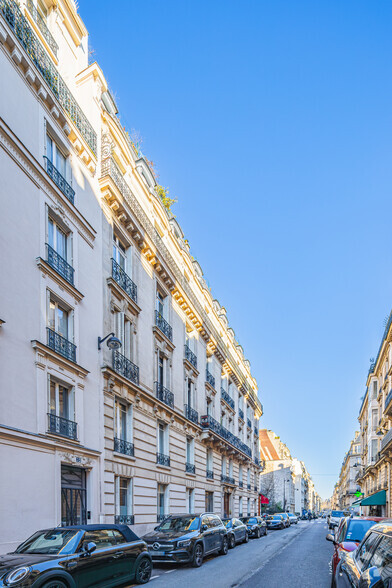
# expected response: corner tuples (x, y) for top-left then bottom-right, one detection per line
(80, 0), (392, 499)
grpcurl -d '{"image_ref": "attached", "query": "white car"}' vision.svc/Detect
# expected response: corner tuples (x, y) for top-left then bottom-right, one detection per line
(288, 514), (298, 525)
(328, 510), (345, 530)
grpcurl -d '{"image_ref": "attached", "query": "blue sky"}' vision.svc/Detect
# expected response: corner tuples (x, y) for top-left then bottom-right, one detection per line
(80, 0), (392, 498)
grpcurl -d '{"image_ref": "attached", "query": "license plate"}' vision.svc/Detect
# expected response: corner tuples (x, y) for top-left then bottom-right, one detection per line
(152, 551), (165, 555)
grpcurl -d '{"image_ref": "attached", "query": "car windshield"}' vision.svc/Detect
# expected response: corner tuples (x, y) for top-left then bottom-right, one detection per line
(331, 511), (344, 517)
(15, 529), (81, 555)
(242, 518), (257, 524)
(223, 520), (232, 528)
(157, 517), (200, 532)
(268, 516), (282, 520)
(345, 520), (378, 543)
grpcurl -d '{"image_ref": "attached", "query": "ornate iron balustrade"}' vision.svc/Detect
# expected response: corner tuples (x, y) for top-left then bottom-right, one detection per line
(111, 259), (137, 303)
(157, 452), (170, 467)
(46, 243), (74, 284)
(206, 368), (215, 388)
(0, 0), (97, 154)
(381, 427), (392, 450)
(186, 462), (195, 474)
(47, 327), (76, 362)
(206, 469), (214, 480)
(239, 409), (244, 420)
(221, 474), (235, 485)
(115, 514), (134, 525)
(221, 388), (235, 410)
(184, 404), (198, 424)
(385, 390), (392, 411)
(155, 311), (172, 341)
(44, 157), (75, 204)
(114, 437), (134, 456)
(155, 382), (174, 408)
(247, 418), (252, 429)
(254, 426), (258, 437)
(113, 350), (139, 385)
(200, 414), (252, 458)
(48, 413), (77, 439)
(239, 481), (243, 488)
(157, 513), (167, 522)
(184, 344), (197, 368)
(26, 0), (58, 56)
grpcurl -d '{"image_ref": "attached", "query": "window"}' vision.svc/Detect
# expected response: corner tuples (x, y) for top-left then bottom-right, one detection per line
(157, 422), (169, 456)
(157, 352), (165, 386)
(37, 0), (48, 18)
(156, 290), (166, 318)
(157, 483), (168, 519)
(206, 449), (213, 472)
(371, 439), (379, 462)
(247, 468), (251, 486)
(114, 312), (133, 360)
(49, 378), (75, 422)
(247, 498), (250, 516)
(48, 217), (69, 261)
(356, 531), (381, 570)
(186, 437), (194, 465)
(48, 296), (72, 341)
(114, 401), (132, 442)
(239, 465), (243, 483)
(372, 409), (378, 432)
(46, 134), (68, 179)
(239, 496), (243, 516)
(113, 234), (127, 271)
(222, 456), (227, 475)
(115, 477), (133, 521)
(369, 536), (392, 581)
(206, 398), (212, 416)
(84, 529), (126, 549)
(228, 459), (233, 478)
(372, 382), (378, 400)
(186, 488), (194, 513)
(205, 491), (213, 512)
(187, 378), (194, 408)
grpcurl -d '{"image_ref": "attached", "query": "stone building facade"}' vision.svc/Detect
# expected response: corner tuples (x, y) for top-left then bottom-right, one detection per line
(0, 0), (262, 551)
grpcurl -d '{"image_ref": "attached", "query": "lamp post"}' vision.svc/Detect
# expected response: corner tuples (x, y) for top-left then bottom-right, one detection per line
(283, 478), (291, 512)
(97, 332), (122, 351)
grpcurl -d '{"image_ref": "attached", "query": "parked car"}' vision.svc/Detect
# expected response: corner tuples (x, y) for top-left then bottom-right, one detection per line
(142, 513), (228, 567)
(277, 513), (291, 528)
(326, 516), (388, 579)
(332, 521), (392, 587)
(329, 510), (345, 530)
(240, 516), (267, 538)
(222, 518), (249, 548)
(266, 515), (285, 530)
(288, 514), (298, 525)
(0, 524), (153, 588)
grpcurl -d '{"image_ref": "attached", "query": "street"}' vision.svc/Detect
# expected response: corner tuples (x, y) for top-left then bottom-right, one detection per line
(131, 520), (332, 588)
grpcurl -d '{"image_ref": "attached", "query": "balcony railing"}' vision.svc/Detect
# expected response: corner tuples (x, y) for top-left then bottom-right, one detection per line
(113, 350), (139, 385)
(381, 427), (392, 450)
(48, 413), (77, 440)
(47, 327), (76, 362)
(200, 414), (252, 458)
(155, 311), (172, 341)
(155, 382), (174, 409)
(385, 390), (392, 412)
(239, 409), (244, 420)
(221, 474), (235, 485)
(186, 462), (195, 474)
(114, 437), (134, 457)
(239, 481), (243, 488)
(184, 404), (198, 425)
(184, 344), (197, 368)
(157, 513), (168, 523)
(115, 514), (134, 525)
(221, 388), (235, 410)
(111, 258), (137, 303)
(206, 469), (214, 480)
(26, 0), (58, 56)
(44, 157), (75, 205)
(206, 368), (215, 388)
(46, 243), (74, 285)
(247, 418), (252, 429)
(0, 0), (97, 154)
(157, 452), (170, 467)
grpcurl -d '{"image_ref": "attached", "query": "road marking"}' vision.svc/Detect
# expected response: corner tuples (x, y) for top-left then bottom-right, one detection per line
(151, 576), (159, 580)
(164, 570), (176, 573)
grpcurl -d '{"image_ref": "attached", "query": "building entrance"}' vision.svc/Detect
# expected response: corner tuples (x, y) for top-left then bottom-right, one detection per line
(61, 465), (87, 526)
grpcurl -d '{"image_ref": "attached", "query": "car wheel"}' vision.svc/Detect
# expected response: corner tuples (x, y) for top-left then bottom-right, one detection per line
(191, 543), (204, 567)
(41, 582), (68, 588)
(219, 536), (228, 555)
(256, 528), (261, 538)
(229, 534), (236, 549)
(264, 527), (268, 536)
(135, 557), (153, 584)
(244, 532), (249, 543)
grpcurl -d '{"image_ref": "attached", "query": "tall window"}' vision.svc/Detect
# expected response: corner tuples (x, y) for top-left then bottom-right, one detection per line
(114, 312), (132, 360)
(206, 398), (212, 416)
(46, 134), (67, 178)
(247, 468), (251, 486)
(115, 477), (133, 521)
(229, 459), (233, 478)
(48, 217), (69, 261)
(372, 409), (378, 431)
(114, 400), (132, 442)
(157, 422), (169, 456)
(186, 488), (194, 513)
(206, 449), (213, 472)
(48, 296), (71, 340)
(187, 378), (193, 407)
(156, 290), (166, 318)
(157, 483), (168, 519)
(186, 437), (194, 465)
(239, 465), (243, 483)
(113, 234), (127, 271)
(205, 491), (213, 512)
(49, 378), (74, 422)
(247, 498), (250, 516)
(222, 456), (227, 475)
(239, 496), (243, 516)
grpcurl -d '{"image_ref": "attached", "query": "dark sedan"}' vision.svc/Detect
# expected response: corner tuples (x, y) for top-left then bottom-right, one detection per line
(142, 513), (228, 567)
(240, 516), (267, 538)
(266, 515), (285, 530)
(333, 522), (392, 587)
(0, 524), (152, 588)
(222, 518), (249, 548)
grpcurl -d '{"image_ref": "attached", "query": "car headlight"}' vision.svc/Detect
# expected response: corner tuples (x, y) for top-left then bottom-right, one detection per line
(5, 566), (31, 585)
(177, 539), (191, 548)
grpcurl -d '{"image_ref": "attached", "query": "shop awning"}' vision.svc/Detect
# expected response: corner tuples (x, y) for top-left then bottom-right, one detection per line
(354, 490), (386, 506)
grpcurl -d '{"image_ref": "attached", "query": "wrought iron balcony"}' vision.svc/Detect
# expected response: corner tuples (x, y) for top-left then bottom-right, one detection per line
(247, 418), (252, 429)
(157, 513), (168, 522)
(111, 259), (137, 303)
(26, 0), (58, 57)
(206, 368), (215, 388)
(114, 437), (134, 456)
(239, 481), (243, 488)
(0, 0), (97, 153)
(239, 409), (244, 420)
(47, 327), (76, 362)
(184, 404), (198, 424)
(206, 469), (214, 480)
(184, 344), (197, 368)
(186, 462), (195, 474)
(155, 311), (172, 341)
(381, 427), (392, 450)
(221, 474), (235, 485)
(115, 514), (134, 525)
(155, 382), (174, 408)
(385, 390), (392, 411)
(221, 388), (235, 410)
(48, 413), (77, 440)
(113, 350), (139, 385)
(157, 452), (170, 467)
(46, 243), (74, 284)
(200, 414), (252, 458)
(44, 157), (75, 205)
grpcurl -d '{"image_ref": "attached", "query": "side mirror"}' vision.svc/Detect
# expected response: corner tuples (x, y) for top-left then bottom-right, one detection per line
(154, 526), (160, 531)
(83, 542), (96, 556)
(325, 534), (335, 543)
(201, 524), (208, 532)
(359, 566), (383, 588)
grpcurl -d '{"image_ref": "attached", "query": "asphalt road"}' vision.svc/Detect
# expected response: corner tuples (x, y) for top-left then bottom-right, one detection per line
(133, 519), (333, 588)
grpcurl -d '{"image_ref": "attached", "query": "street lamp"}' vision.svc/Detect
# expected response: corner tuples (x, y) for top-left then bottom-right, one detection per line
(98, 333), (122, 351)
(283, 478), (291, 512)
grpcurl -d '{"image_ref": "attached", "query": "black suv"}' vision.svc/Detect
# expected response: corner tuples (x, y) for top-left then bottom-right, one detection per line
(142, 513), (228, 567)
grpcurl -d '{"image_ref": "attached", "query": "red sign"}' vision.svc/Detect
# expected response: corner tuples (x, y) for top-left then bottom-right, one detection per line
(259, 494), (269, 505)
